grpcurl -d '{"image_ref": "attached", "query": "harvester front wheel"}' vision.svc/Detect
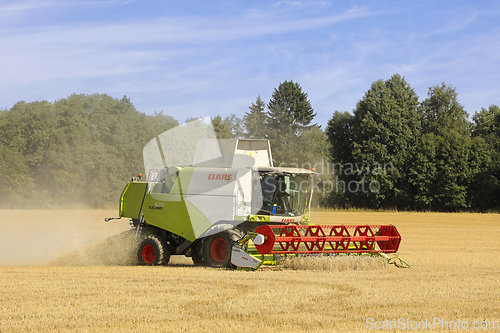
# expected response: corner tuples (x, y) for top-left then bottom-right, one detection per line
(202, 232), (232, 268)
(137, 235), (170, 266)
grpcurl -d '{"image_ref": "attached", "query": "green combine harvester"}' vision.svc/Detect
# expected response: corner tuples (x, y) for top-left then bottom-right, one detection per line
(107, 118), (403, 270)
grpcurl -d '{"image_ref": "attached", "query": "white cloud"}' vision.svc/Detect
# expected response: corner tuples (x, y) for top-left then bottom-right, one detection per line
(274, 1), (331, 9)
(1, 1), (499, 126)
(0, 0), (136, 12)
(0, 0), (57, 12)
(0, 4), (378, 88)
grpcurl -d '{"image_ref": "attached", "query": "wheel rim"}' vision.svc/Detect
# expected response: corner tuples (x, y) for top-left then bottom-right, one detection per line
(142, 244), (156, 264)
(210, 238), (228, 263)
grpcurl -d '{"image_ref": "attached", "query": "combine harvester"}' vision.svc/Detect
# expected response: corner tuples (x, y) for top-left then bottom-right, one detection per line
(107, 118), (408, 270)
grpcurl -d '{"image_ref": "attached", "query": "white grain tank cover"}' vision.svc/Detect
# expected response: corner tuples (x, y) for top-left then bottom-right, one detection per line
(192, 139), (272, 168)
(185, 167), (253, 237)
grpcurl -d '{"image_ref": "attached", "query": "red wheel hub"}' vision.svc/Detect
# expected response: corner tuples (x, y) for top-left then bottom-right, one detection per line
(142, 244), (156, 264)
(210, 238), (228, 263)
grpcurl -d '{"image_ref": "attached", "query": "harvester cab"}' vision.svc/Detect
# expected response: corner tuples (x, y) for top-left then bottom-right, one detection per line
(112, 118), (404, 270)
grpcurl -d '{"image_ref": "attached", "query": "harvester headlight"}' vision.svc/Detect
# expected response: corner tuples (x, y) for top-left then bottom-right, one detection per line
(253, 234), (265, 245)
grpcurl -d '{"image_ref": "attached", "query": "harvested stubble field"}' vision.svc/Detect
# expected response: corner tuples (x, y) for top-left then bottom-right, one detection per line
(1, 210), (500, 332)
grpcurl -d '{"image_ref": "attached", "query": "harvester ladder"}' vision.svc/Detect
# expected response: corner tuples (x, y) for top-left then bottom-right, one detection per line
(135, 213), (146, 237)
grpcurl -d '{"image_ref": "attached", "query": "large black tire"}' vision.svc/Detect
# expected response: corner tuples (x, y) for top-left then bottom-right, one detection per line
(137, 235), (170, 266)
(202, 232), (232, 268)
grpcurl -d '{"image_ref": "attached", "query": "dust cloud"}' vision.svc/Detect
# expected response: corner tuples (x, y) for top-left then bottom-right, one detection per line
(0, 209), (390, 269)
(0, 210), (132, 266)
(50, 230), (140, 266)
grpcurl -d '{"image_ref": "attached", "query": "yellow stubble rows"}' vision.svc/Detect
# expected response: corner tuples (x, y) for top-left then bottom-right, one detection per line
(1, 210), (499, 332)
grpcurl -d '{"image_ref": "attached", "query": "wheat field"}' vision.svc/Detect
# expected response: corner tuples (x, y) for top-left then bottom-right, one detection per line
(1, 210), (500, 332)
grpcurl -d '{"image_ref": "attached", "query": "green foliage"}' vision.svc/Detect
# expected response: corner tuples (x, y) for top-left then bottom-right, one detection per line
(431, 132), (472, 210)
(267, 81), (316, 133)
(0, 101), (57, 167)
(244, 96), (267, 139)
(421, 83), (469, 136)
(212, 115), (232, 139)
(0, 143), (34, 206)
(327, 74), (421, 209)
(325, 77), (499, 211)
(326, 111), (353, 165)
(212, 114), (244, 139)
(0, 94), (178, 208)
(472, 105), (500, 142)
(148, 111), (179, 137)
(185, 117), (199, 123)
(418, 84), (481, 211)
(407, 133), (437, 210)
(469, 105), (500, 209)
(241, 83), (330, 209)
(2, 78), (500, 212)
(265, 80), (318, 165)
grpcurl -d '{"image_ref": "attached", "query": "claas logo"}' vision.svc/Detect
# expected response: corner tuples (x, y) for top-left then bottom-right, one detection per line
(207, 174), (233, 181)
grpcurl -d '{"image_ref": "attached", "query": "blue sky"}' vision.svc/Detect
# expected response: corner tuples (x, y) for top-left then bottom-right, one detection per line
(1, 0), (499, 128)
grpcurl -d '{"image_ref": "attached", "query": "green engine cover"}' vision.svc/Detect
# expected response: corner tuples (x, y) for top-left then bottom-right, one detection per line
(119, 168), (212, 242)
(119, 182), (148, 219)
(142, 193), (209, 242)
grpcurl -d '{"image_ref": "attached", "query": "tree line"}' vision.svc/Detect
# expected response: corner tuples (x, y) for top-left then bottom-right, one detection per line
(0, 94), (177, 207)
(325, 75), (500, 211)
(1, 75), (499, 211)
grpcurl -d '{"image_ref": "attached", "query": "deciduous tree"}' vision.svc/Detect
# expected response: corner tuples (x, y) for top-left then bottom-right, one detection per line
(349, 74), (421, 208)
